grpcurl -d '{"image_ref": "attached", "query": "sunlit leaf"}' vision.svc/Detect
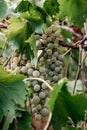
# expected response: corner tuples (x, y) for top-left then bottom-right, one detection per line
(0, 0), (7, 19)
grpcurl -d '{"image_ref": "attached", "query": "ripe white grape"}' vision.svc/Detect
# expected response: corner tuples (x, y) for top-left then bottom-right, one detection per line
(53, 52), (58, 57)
(33, 84), (40, 92)
(27, 68), (33, 76)
(31, 80), (38, 86)
(13, 57), (20, 64)
(52, 75), (58, 81)
(36, 104), (42, 110)
(26, 63), (32, 69)
(39, 91), (46, 99)
(45, 27), (52, 35)
(46, 49), (52, 56)
(41, 83), (47, 89)
(55, 67), (60, 72)
(21, 66), (27, 73)
(41, 107), (49, 117)
(47, 43), (53, 49)
(42, 34), (47, 40)
(33, 70), (40, 77)
(32, 95), (40, 104)
(39, 67), (46, 73)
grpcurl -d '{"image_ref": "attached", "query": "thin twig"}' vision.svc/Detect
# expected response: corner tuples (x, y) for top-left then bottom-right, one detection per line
(24, 77), (53, 91)
(44, 112), (52, 130)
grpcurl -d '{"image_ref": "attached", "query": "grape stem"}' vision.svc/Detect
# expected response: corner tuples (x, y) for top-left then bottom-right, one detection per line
(44, 112), (52, 130)
(24, 77), (53, 91)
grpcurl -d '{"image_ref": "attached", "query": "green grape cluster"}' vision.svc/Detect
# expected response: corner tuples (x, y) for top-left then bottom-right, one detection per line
(4, 25), (64, 121)
(35, 25), (64, 85)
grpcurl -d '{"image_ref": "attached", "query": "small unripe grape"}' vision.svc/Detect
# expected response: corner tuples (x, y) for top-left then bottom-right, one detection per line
(27, 68), (33, 76)
(47, 37), (52, 42)
(55, 60), (61, 66)
(52, 75), (58, 82)
(21, 66), (27, 73)
(55, 67), (60, 72)
(35, 113), (42, 120)
(35, 34), (41, 40)
(39, 91), (46, 99)
(52, 56), (57, 62)
(20, 60), (25, 65)
(45, 28), (52, 35)
(26, 62), (32, 69)
(41, 83), (47, 89)
(32, 95), (40, 104)
(14, 50), (19, 57)
(47, 43), (53, 49)
(39, 67), (46, 73)
(48, 71), (54, 76)
(50, 64), (55, 70)
(46, 59), (52, 65)
(53, 43), (58, 48)
(46, 49), (52, 56)
(33, 70), (40, 77)
(41, 107), (49, 117)
(33, 84), (40, 92)
(42, 34), (47, 40)
(36, 104), (42, 110)
(53, 52), (58, 57)
(58, 55), (64, 61)
(31, 80), (38, 86)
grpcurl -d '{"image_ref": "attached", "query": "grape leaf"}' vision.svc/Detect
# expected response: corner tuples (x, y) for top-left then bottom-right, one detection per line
(15, 0), (31, 12)
(0, 0), (7, 19)
(17, 112), (31, 130)
(7, 17), (32, 53)
(46, 78), (87, 129)
(0, 66), (27, 129)
(58, 0), (87, 26)
(44, 0), (59, 16)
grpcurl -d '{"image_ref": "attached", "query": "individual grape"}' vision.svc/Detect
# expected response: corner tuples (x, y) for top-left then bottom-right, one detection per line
(32, 95), (40, 104)
(21, 66), (27, 74)
(43, 90), (49, 96)
(27, 68), (33, 76)
(50, 64), (55, 70)
(46, 80), (50, 84)
(46, 49), (52, 56)
(52, 56), (57, 62)
(58, 55), (64, 61)
(45, 27), (52, 35)
(31, 80), (38, 86)
(26, 62), (32, 69)
(52, 75), (58, 82)
(46, 59), (52, 65)
(42, 34), (47, 40)
(41, 83), (47, 89)
(47, 43), (53, 49)
(35, 34), (41, 40)
(39, 75), (44, 79)
(55, 60), (62, 66)
(20, 60), (25, 65)
(36, 41), (42, 49)
(35, 113), (42, 120)
(53, 43), (58, 48)
(39, 91), (46, 99)
(47, 37), (52, 42)
(48, 71), (54, 76)
(58, 74), (63, 79)
(33, 84), (41, 92)
(40, 107), (49, 117)
(39, 67), (46, 73)
(33, 70), (40, 77)
(36, 104), (42, 110)
(55, 67), (60, 72)
(14, 49), (19, 57)
(53, 51), (59, 57)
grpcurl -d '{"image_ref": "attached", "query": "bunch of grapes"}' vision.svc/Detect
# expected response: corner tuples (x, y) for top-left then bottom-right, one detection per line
(4, 24), (64, 120)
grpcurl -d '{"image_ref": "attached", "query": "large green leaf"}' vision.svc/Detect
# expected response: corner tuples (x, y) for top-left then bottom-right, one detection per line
(44, 0), (59, 16)
(47, 78), (87, 130)
(0, 0), (7, 19)
(7, 17), (32, 53)
(58, 0), (87, 26)
(0, 66), (27, 130)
